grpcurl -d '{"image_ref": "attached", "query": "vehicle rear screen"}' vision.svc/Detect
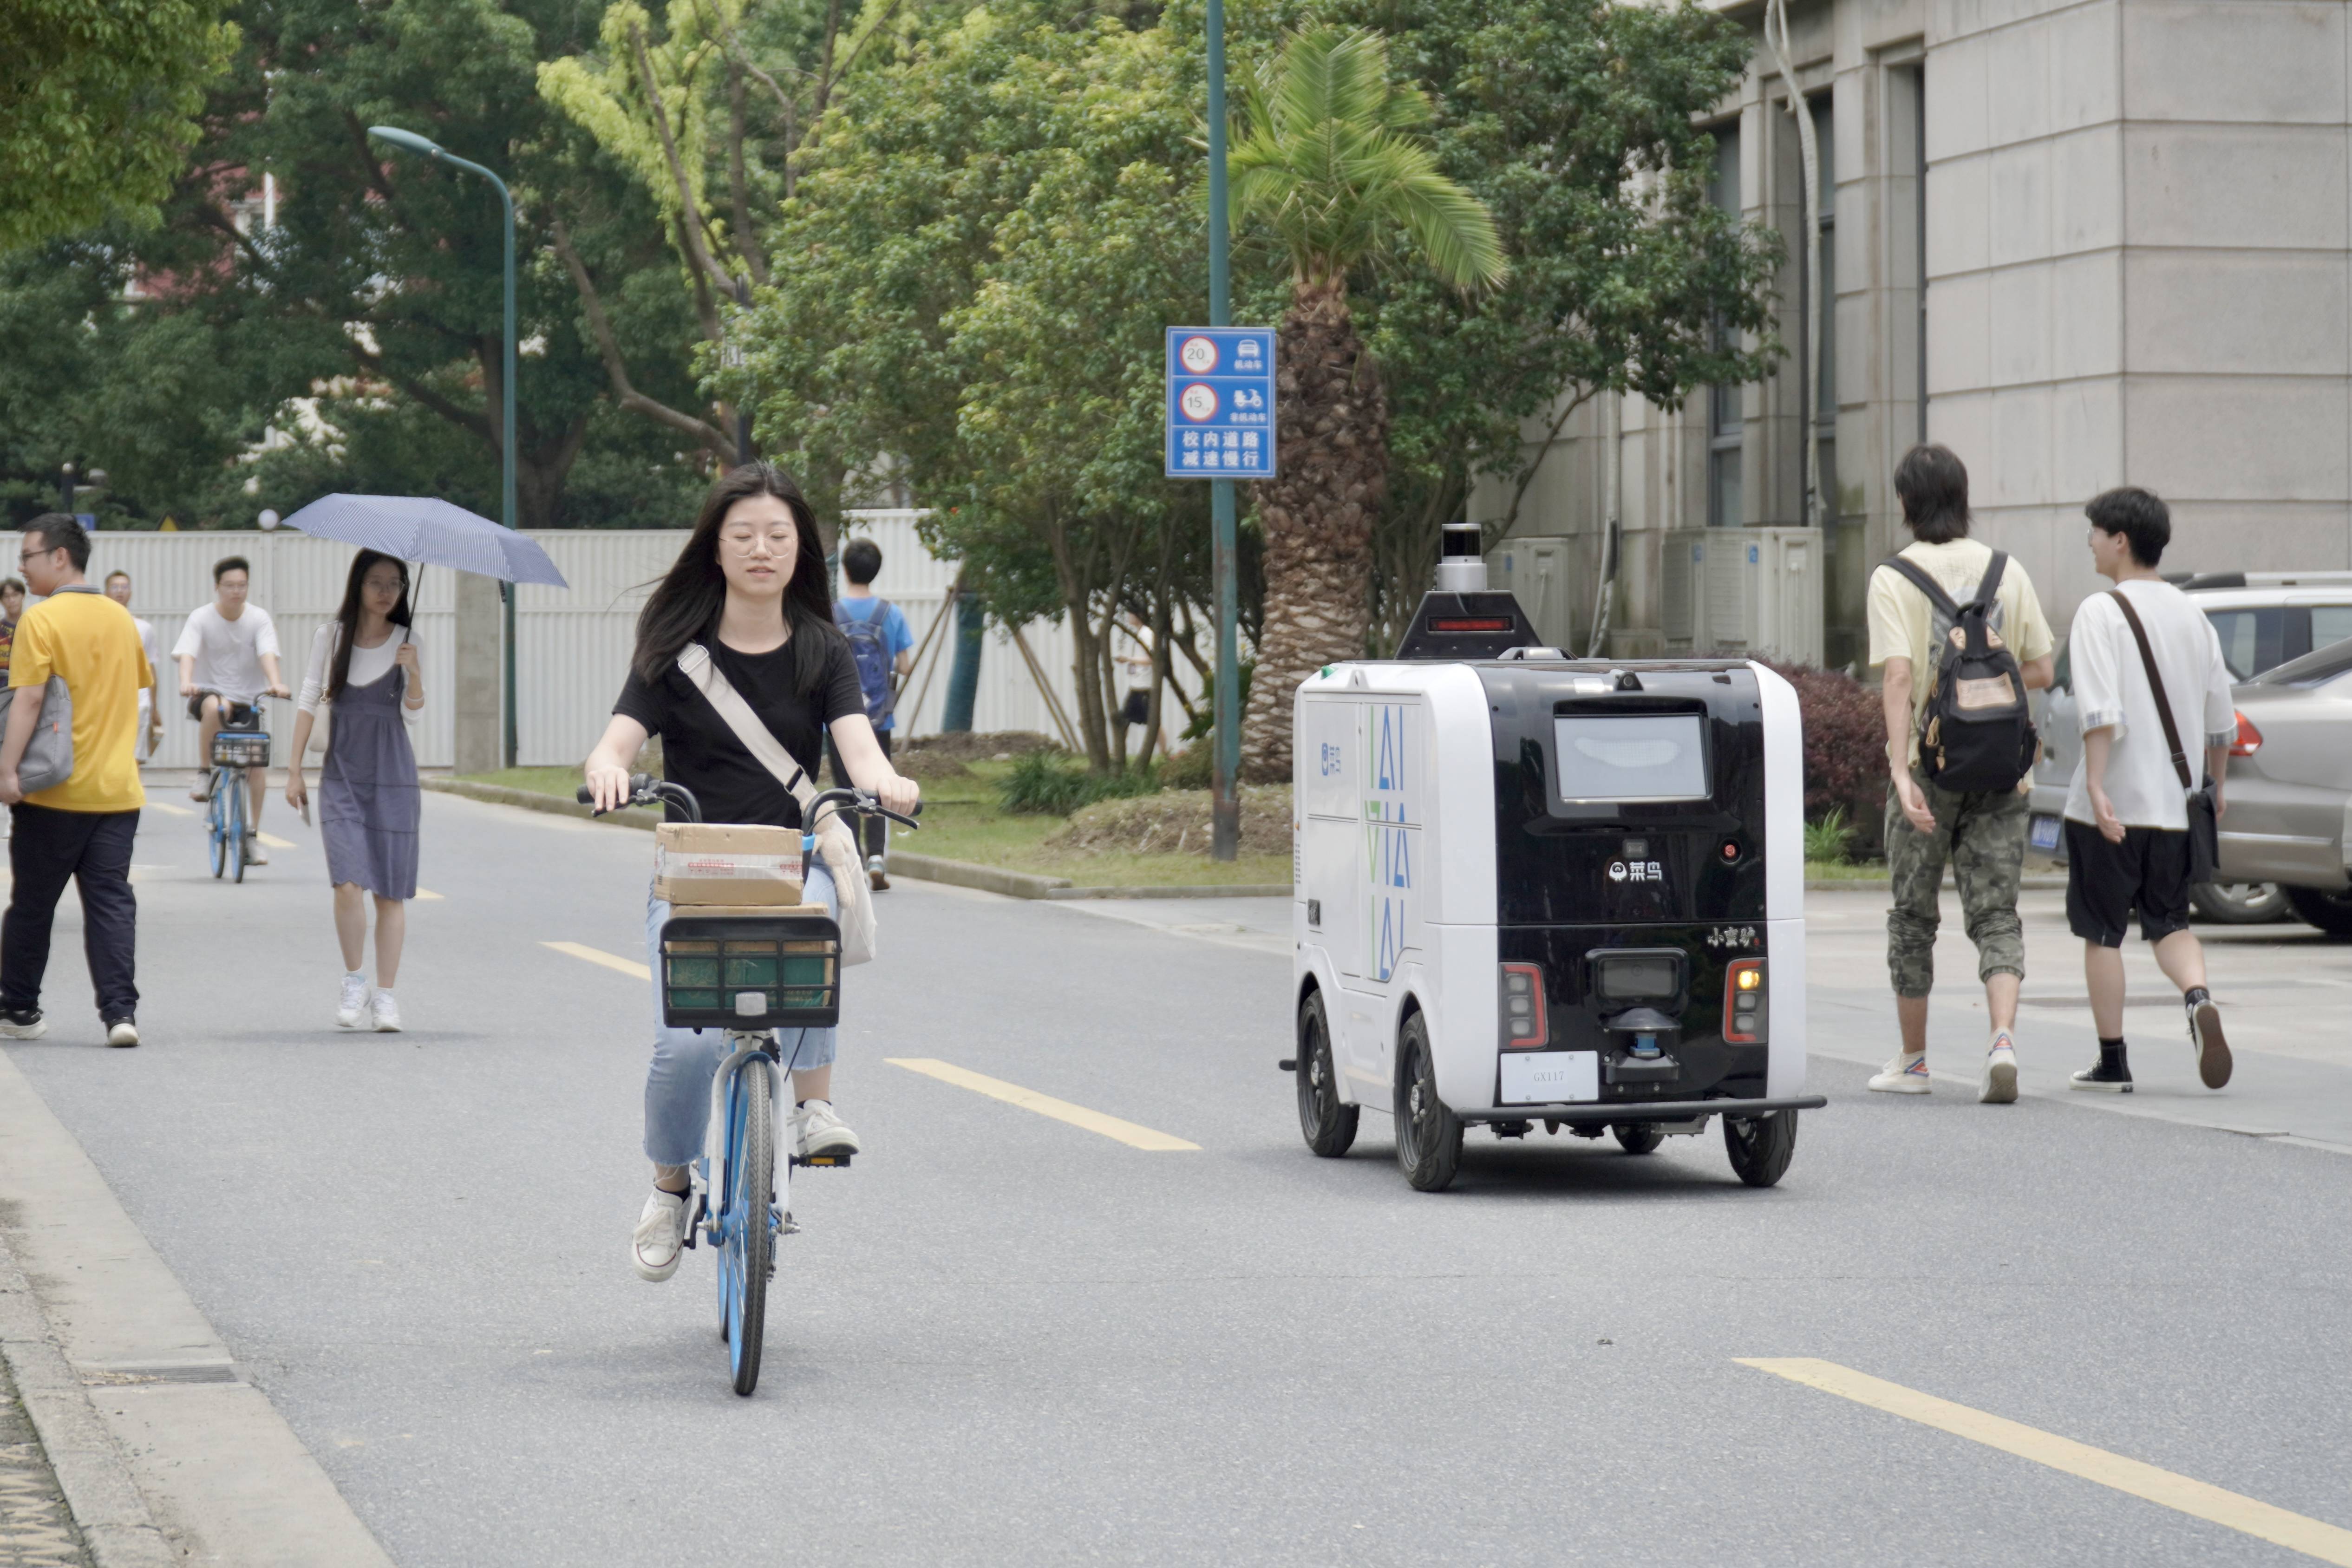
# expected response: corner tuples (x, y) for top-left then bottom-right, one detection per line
(1554, 714), (1709, 802)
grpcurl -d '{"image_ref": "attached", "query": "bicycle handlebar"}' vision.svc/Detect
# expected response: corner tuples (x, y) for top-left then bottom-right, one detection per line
(576, 775), (920, 832)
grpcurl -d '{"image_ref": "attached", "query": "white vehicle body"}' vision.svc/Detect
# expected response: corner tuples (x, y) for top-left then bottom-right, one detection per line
(1291, 656), (1813, 1142)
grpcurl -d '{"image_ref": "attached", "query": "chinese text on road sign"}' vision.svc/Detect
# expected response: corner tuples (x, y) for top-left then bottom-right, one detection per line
(1165, 327), (1276, 479)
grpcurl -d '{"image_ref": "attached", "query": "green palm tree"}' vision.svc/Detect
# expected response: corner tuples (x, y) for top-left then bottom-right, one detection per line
(1227, 25), (1505, 780)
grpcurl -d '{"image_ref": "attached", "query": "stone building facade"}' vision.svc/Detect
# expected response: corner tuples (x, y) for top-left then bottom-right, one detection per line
(1475, 0), (2352, 669)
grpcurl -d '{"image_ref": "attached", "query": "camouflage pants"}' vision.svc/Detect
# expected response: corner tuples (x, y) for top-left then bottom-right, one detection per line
(1884, 772), (2029, 999)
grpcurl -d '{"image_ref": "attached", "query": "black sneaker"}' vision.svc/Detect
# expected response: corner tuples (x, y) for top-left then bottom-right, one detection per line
(2070, 1058), (2133, 1093)
(0, 1007), (46, 1040)
(2186, 992), (2231, 1090)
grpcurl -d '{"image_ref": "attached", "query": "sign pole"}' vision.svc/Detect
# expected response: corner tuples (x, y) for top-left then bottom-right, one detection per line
(1206, 0), (1239, 862)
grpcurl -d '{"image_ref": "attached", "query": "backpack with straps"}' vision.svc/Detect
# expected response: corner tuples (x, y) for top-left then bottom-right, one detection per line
(1879, 551), (2040, 793)
(834, 600), (897, 725)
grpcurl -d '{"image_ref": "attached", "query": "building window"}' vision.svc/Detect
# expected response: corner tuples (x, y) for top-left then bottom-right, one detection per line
(1707, 124), (1743, 529)
(1808, 95), (1836, 527)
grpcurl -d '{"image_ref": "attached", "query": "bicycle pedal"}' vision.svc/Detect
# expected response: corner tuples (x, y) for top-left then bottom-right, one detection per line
(791, 1152), (852, 1169)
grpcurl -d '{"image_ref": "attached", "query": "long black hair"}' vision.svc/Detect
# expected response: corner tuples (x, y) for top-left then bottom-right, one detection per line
(632, 461), (839, 692)
(327, 549), (413, 700)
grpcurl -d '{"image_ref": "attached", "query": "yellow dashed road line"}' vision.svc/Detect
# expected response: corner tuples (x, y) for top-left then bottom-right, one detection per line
(1738, 1359), (2352, 1565)
(886, 1058), (1199, 1151)
(542, 941), (649, 980)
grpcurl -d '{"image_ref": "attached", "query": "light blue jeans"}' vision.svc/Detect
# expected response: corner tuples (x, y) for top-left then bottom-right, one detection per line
(641, 862), (838, 1168)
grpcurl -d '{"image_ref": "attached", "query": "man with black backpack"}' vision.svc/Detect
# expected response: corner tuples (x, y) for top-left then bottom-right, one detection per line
(830, 537), (913, 890)
(1865, 445), (2056, 1104)
(2061, 487), (2235, 1094)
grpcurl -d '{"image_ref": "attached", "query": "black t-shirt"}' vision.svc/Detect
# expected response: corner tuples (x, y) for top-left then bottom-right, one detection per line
(613, 634), (864, 826)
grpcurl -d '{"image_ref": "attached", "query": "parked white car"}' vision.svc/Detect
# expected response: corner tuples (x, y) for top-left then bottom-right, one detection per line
(2029, 571), (2352, 923)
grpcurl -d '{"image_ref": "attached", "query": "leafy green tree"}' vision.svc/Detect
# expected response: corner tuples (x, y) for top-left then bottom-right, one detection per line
(0, 0), (239, 253)
(1224, 25), (1504, 780)
(1344, 0), (1782, 649)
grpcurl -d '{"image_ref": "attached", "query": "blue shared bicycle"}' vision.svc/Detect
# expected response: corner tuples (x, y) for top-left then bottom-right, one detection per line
(584, 772), (918, 1395)
(203, 699), (275, 883)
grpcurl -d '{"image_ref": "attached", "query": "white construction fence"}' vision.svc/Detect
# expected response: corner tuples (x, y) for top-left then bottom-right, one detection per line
(1, 512), (1193, 770)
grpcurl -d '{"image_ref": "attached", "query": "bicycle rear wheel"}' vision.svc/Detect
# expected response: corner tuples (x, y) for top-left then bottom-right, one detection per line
(717, 1054), (775, 1396)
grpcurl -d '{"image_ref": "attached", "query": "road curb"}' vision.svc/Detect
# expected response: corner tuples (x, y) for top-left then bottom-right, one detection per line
(1807, 874), (2071, 892)
(422, 775), (662, 830)
(0, 1233), (176, 1568)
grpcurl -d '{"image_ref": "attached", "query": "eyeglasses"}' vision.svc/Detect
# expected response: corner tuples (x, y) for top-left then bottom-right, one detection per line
(19, 548), (56, 564)
(719, 531), (796, 554)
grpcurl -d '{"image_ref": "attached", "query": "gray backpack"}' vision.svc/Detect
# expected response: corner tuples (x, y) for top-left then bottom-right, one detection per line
(0, 675), (73, 795)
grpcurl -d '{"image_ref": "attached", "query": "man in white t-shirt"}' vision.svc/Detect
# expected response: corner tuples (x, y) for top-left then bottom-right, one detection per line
(2063, 487), (2237, 1094)
(103, 571), (163, 763)
(171, 555), (289, 862)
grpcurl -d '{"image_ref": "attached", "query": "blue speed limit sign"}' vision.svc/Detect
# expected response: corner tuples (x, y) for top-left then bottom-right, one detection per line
(1165, 327), (1276, 479)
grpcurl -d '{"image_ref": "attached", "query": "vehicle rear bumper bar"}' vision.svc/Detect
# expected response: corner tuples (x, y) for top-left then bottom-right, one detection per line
(1450, 1094), (1826, 1126)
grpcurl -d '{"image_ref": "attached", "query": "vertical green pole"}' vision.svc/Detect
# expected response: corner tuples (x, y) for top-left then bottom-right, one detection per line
(1207, 0), (1239, 862)
(498, 179), (518, 770)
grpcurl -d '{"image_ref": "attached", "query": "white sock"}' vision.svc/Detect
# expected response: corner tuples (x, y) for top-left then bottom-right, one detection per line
(346, 970), (366, 984)
(1898, 1048), (1924, 1065)
(374, 989), (394, 1002)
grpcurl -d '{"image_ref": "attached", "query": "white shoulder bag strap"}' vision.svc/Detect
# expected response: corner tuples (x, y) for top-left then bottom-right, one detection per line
(675, 642), (876, 967)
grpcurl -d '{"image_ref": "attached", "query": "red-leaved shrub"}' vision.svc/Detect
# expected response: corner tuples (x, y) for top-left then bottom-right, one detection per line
(1762, 662), (1889, 830)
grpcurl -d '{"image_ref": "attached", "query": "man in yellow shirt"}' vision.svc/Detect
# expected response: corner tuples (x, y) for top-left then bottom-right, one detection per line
(1863, 445), (2055, 1104)
(0, 515), (153, 1047)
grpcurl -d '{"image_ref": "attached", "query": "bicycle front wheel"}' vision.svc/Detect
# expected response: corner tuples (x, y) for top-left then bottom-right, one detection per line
(718, 1054), (775, 1397)
(227, 786), (247, 883)
(207, 787), (226, 879)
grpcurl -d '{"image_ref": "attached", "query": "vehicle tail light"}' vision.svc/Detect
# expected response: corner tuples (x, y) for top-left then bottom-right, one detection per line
(2230, 711), (2262, 757)
(1723, 959), (1767, 1045)
(1499, 963), (1548, 1050)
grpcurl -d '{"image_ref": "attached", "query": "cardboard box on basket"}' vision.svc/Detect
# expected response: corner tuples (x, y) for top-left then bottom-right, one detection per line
(652, 822), (804, 906)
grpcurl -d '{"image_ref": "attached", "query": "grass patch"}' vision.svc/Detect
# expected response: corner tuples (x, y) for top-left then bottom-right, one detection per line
(1805, 859), (1887, 882)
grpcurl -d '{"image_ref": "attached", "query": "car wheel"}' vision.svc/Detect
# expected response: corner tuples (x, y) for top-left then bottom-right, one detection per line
(1392, 1014), (1462, 1193)
(1294, 991), (1359, 1158)
(2284, 885), (2352, 937)
(2190, 882), (2292, 924)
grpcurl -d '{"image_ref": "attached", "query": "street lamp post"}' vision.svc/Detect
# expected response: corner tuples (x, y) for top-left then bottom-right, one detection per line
(367, 124), (520, 769)
(1205, 0), (1240, 862)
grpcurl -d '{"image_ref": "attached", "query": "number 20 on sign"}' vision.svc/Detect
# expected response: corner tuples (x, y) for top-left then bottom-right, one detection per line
(1165, 327), (1277, 479)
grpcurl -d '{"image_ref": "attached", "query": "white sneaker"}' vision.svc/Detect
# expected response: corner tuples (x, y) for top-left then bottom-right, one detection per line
(632, 1188), (689, 1281)
(0, 1009), (47, 1040)
(1868, 1053), (1932, 1094)
(1980, 1032), (2019, 1104)
(106, 1019), (139, 1048)
(793, 1099), (862, 1159)
(371, 991), (402, 1033)
(337, 973), (369, 1029)
(244, 836), (268, 866)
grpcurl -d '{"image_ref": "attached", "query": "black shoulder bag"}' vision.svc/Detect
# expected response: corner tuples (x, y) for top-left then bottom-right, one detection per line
(2107, 590), (2220, 882)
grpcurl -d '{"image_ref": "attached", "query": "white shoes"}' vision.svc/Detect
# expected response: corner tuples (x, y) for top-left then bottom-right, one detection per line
(106, 1019), (139, 1049)
(337, 973), (369, 1029)
(793, 1099), (862, 1159)
(632, 1188), (689, 1281)
(244, 835), (268, 866)
(1980, 1032), (2019, 1104)
(1868, 1052), (1932, 1094)
(371, 991), (402, 1033)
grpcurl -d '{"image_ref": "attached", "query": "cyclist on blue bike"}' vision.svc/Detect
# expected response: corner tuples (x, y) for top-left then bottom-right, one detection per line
(584, 463), (920, 1283)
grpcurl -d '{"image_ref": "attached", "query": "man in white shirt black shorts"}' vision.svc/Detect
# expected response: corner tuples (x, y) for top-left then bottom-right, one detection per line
(172, 555), (289, 863)
(2062, 487), (2235, 1093)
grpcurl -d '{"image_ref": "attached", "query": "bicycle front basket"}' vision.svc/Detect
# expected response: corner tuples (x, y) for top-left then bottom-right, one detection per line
(658, 911), (841, 1030)
(211, 729), (271, 769)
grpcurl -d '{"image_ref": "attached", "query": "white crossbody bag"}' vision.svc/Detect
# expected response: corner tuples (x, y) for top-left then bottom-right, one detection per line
(675, 641), (877, 967)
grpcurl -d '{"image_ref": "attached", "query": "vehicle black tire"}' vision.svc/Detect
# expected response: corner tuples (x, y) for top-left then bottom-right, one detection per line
(2283, 885), (2352, 937)
(726, 1056), (775, 1397)
(2191, 882), (2291, 924)
(1295, 992), (1359, 1158)
(1392, 1013), (1462, 1193)
(1723, 1108), (1798, 1188)
(1612, 1123), (1664, 1155)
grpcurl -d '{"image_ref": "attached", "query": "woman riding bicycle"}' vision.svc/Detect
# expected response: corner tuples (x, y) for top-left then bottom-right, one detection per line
(584, 463), (920, 1284)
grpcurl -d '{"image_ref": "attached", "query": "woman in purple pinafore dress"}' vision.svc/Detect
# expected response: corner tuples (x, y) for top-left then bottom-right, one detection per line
(286, 550), (426, 1032)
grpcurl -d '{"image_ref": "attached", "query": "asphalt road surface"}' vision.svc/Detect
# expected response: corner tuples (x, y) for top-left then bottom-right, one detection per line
(4, 790), (2349, 1566)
